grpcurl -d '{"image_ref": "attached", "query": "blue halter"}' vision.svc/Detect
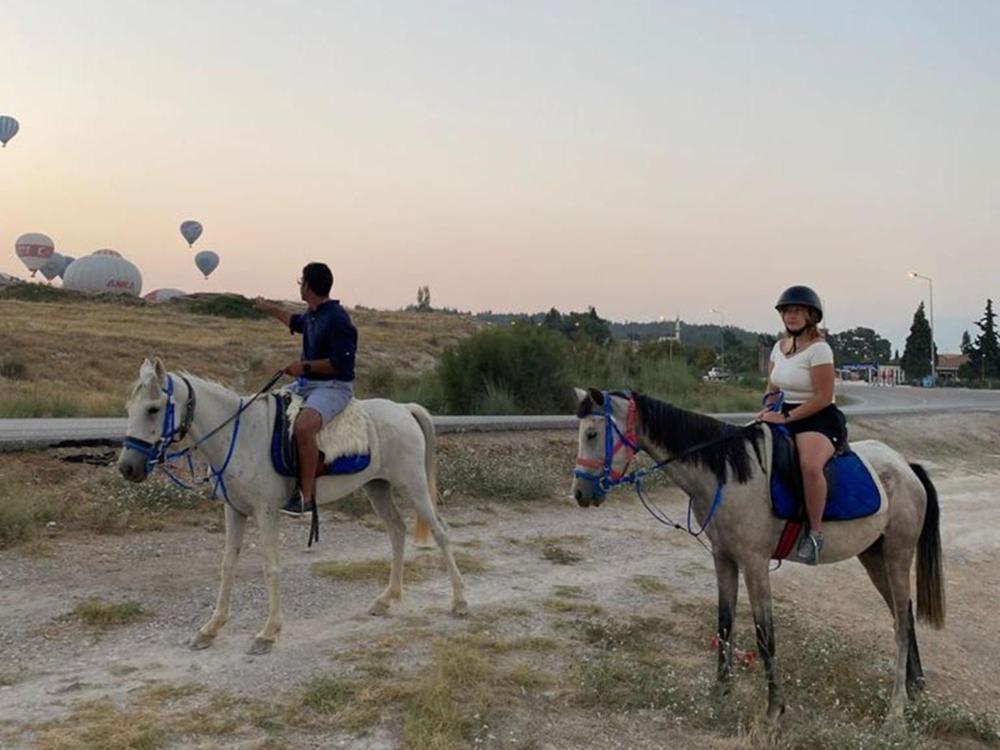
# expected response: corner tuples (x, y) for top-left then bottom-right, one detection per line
(572, 390), (640, 499)
(122, 373), (244, 509)
(573, 390), (731, 539)
(123, 374), (195, 473)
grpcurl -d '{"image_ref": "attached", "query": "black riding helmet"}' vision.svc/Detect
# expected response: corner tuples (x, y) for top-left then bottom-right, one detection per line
(775, 285), (823, 323)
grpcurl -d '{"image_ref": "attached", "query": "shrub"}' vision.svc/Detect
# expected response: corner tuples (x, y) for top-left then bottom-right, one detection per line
(438, 326), (574, 414)
(173, 293), (266, 320)
(0, 354), (27, 380)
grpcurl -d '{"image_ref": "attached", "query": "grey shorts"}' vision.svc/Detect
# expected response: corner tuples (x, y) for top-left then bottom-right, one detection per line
(290, 378), (355, 426)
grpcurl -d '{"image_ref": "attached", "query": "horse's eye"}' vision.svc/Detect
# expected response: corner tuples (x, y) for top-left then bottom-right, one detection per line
(148, 407), (160, 416)
(586, 430), (598, 441)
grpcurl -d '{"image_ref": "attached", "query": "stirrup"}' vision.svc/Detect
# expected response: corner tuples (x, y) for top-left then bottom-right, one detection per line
(796, 531), (823, 565)
(281, 490), (314, 518)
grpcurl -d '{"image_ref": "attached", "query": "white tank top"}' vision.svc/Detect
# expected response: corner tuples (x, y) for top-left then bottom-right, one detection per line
(770, 339), (835, 403)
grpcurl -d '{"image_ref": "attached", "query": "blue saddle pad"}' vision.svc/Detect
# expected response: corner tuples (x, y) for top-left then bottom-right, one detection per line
(771, 450), (882, 521)
(270, 394), (371, 478)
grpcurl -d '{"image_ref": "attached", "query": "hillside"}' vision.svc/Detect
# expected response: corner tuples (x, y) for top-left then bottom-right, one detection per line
(0, 290), (481, 417)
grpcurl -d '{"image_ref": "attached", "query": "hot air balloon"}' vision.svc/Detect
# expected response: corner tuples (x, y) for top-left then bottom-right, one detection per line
(180, 220), (203, 247)
(63, 249), (143, 296)
(15, 233), (55, 276)
(143, 288), (187, 303)
(194, 250), (219, 279)
(57, 255), (75, 279)
(0, 116), (19, 148)
(39, 253), (65, 282)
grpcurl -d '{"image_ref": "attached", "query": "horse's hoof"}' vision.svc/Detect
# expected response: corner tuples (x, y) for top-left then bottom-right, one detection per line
(248, 637), (275, 655)
(190, 632), (215, 650)
(451, 600), (470, 618)
(369, 599), (391, 617)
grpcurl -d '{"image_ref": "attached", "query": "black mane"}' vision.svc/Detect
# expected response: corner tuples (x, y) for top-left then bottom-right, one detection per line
(632, 392), (764, 484)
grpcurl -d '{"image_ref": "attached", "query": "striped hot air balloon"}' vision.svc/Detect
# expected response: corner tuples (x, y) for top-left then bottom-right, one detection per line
(15, 233), (55, 276)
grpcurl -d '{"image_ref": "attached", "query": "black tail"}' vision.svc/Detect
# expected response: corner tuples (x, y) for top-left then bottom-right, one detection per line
(911, 463), (945, 629)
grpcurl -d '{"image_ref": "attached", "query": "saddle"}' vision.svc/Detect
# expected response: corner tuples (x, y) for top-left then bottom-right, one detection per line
(768, 424), (885, 522)
(269, 393), (371, 478)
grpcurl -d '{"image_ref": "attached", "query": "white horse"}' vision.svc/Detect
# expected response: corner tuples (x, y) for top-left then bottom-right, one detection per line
(118, 357), (468, 654)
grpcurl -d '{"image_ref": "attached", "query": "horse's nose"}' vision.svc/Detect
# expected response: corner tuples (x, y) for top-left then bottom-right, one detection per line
(119, 461), (134, 480)
(574, 489), (583, 502)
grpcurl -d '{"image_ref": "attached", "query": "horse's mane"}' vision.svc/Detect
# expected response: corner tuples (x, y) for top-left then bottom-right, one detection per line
(631, 392), (764, 484)
(128, 370), (245, 404)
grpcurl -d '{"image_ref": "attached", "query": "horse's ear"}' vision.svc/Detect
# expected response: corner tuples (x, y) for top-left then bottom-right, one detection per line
(587, 387), (604, 406)
(573, 387), (588, 406)
(152, 357), (166, 383)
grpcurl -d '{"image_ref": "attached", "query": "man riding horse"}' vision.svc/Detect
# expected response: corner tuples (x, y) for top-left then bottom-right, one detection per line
(254, 262), (358, 516)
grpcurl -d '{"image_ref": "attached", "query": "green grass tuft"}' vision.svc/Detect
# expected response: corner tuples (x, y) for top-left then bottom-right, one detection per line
(70, 599), (146, 628)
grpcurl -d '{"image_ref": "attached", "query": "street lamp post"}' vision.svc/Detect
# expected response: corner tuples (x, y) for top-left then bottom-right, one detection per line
(711, 308), (725, 370)
(908, 272), (935, 383)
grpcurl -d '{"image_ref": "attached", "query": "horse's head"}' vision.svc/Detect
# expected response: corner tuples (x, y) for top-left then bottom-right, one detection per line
(571, 387), (639, 508)
(118, 357), (181, 482)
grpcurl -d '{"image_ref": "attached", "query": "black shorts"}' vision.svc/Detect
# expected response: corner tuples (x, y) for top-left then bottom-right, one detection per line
(781, 403), (848, 451)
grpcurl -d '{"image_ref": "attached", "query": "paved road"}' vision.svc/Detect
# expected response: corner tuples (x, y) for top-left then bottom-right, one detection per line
(1, 383), (998, 452)
(835, 381), (1000, 414)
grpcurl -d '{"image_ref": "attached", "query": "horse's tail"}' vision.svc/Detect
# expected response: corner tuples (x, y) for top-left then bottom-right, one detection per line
(407, 403), (437, 546)
(911, 463), (946, 629)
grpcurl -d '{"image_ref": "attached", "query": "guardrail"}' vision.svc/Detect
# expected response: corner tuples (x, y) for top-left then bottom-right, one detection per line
(3, 401), (1000, 452)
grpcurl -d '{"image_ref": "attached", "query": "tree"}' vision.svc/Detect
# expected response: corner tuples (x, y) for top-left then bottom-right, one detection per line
(965, 299), (1000, 381)
(413, 285), (432, 312)
(692, 346), (718, 372)
(540, 306), (612, 345)
(901, 302), (933, 381)
(828, 327), (892, 364)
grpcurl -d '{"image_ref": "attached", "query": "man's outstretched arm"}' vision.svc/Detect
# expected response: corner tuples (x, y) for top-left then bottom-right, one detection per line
(254, 297), (292, 327)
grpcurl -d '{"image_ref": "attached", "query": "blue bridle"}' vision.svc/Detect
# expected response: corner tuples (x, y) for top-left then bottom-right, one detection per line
(572, 390), (640, 499)
(122, 373), (244, 507)
(123, 374), (197, 473)
(573, 390), (738, 540)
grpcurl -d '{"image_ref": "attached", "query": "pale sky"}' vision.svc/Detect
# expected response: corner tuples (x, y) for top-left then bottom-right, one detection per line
(2, 1), (997, 351)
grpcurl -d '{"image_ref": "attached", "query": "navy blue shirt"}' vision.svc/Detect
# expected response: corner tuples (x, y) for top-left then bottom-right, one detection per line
(289, 300), (357, 382)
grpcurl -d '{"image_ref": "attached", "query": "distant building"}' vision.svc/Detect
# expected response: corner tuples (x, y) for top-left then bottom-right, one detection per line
(936, 353), (969, 383)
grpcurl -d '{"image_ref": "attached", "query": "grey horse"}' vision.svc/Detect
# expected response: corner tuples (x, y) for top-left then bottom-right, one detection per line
(570, 388), (944, 723)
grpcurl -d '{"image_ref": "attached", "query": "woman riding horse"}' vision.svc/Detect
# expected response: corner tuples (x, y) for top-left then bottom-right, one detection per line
(758, 285), (846, 565)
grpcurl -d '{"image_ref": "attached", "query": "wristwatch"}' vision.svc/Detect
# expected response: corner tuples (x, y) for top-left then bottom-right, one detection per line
(302, 362), (312, 376)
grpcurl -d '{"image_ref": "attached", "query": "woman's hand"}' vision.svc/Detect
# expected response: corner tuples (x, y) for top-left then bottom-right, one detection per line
(758, 411), (786, 425)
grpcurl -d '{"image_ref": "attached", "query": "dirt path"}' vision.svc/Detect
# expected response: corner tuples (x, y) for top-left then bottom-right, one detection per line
(1, 415), (998, 749)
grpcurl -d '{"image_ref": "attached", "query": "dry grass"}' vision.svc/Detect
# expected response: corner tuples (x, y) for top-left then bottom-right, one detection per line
(0, 298), (480, 417)
(541, 544), (583, 565)
(14, 592), (998, 750)
(68, 598), (146, 628)
(401, 637), (555, 750)
(29, 682), (288, 750)
(0, 451), (218, 549)
(543, 597), (604, 616)
(566, 602), (1000, 749)
(633, 574), (670, 594)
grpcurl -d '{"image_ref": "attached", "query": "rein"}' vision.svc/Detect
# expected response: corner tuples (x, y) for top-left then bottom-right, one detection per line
(575, 391), (760, 547)
(123, 370), (285, 514)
